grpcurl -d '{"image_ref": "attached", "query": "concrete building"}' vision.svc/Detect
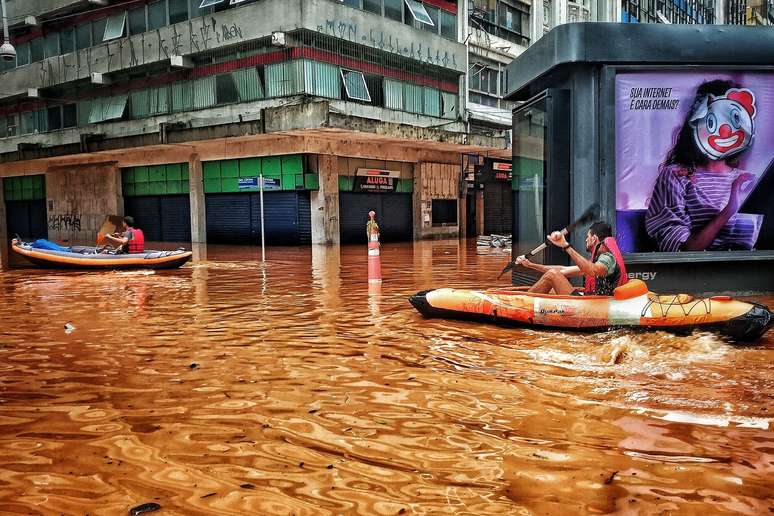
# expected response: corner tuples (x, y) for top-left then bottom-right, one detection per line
(0, 0), (513, 267)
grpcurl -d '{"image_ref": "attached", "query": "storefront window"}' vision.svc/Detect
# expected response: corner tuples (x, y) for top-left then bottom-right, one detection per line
(512, 97), (547, 253)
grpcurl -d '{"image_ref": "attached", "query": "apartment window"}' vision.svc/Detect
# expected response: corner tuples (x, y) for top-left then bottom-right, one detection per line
(441, 91), (457, 119)
(43, 33), (59, 59)
(341, 69), (371, 102)
(232, 67), (264, 101)
(35, 109), (48, 132)
(423, 87), (440, 116)
(16, 42), (30, 66)
(47, 106), (62, 131)
(62, 104), (77, 128)
(266, 61), (303, 97)
(342, 0), (360, 7)
(92, 18), (107, 45)
(363, 0), (382, 14)
(422, 4), (440, 33)
(216, 74), (239, 104)
(172, 82), (194, 111)
(21, 111), (35, 134)
(148, 1), (166, 30)
(6, 115), (17, 137)
(128, 6), (147, 34)
(405, 0), (435, 25)
(432, 199), (457, 225)
(303, 60), (341, 99)
(106, 95), (129, 120)
(440, 11), (456, 39)
(169, 0), (189, 24)
(30, 38), (44, 62)
(384, 0), (403, 21)
(385, 78), (403, 110)
(193, 77), (216, 108)
(60, 28), (75, 54)
(104, 12), (127, 41)
(78, 100), (92, 126)
(404, 83), (423, 114)
(76, 22), (91, 50)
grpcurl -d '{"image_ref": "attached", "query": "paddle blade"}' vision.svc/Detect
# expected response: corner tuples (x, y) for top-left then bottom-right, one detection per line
(497, 261), (514, 280)
(567, 203), (600, 233)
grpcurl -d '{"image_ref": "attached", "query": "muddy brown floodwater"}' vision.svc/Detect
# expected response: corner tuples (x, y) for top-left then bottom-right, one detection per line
(0, 240), (772, 515)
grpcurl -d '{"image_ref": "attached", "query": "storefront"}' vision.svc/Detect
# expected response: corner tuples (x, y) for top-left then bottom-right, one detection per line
(338, 159), (414, 244)
(3, 175), (47, 241)
(122, 164), (191, 242)
(505, 23), (774, 294)
(202, 154), (313, 245)
(477, 158), (513, 236)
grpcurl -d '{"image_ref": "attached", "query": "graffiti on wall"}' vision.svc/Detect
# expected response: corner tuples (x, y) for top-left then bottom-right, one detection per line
(48, 213), (82, 233)
(37, 17), (245, 88)
(316, 18), (458, 68)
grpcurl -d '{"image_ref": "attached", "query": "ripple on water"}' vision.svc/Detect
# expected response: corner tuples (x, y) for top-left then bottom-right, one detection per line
(0, 241), (771, 514)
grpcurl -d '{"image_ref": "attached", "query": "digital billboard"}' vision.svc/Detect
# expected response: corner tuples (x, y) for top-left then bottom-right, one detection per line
(615, 71), (774, 253)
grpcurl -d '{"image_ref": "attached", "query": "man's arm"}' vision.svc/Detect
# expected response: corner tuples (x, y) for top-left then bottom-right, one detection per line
(546, 232), (607, 277)
(104, 234), (129, 246)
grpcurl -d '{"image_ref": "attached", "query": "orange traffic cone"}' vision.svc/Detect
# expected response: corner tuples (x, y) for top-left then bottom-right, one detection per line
(366, 211), (382, 283)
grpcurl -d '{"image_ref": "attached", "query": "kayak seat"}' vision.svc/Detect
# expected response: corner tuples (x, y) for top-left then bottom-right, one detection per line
(613, 279), (649, 300)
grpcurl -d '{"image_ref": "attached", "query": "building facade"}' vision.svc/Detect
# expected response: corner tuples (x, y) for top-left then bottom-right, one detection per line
(0, 0), (513, 266)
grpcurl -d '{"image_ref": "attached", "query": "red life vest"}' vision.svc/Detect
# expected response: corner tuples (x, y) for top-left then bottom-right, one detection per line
(584, 236), (628, 295)
(127, 228), (145, 254)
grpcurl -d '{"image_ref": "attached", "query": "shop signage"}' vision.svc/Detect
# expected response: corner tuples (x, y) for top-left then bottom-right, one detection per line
(354, 168), (400, 193)
(492, 161), (512, 181)
(238, 177), (282, 190)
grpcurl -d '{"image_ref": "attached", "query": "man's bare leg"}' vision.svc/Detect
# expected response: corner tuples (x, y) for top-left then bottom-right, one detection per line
(528, 269), (575, 295)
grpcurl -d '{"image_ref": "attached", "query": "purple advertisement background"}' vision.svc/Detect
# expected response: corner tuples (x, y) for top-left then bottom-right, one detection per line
(615, 71), (774, 252)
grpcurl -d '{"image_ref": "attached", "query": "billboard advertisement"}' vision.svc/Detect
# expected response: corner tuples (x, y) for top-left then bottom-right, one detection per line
(615, 71), (774, 253)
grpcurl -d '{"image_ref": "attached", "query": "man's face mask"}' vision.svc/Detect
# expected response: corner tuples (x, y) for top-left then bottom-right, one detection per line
(690, 88), (756, 161)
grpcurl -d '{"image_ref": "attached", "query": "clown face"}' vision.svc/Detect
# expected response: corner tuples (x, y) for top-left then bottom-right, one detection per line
(690, 88), (756, 160)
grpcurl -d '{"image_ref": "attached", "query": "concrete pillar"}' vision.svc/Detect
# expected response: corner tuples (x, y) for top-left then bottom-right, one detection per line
(531, 0), (546, 44)
(310, 154), (340, 245)
(46, 162), (122, 244)
(0, 181), (7, 270)
(188, 154), (206, 243)
(476, 189), (485, 236)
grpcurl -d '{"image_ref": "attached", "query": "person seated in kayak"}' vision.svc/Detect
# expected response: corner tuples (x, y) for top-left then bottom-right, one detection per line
(516, 221), (628, 296)
(103, 216), (145, 254)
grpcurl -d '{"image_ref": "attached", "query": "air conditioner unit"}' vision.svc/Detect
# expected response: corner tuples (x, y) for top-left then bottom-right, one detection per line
(272, 31), (286, 47)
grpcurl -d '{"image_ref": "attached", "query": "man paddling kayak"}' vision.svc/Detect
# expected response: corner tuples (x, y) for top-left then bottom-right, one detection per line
(516, 221), (628, 296)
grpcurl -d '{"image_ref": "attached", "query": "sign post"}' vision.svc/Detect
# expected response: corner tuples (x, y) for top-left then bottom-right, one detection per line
(259, 173), (265, 262)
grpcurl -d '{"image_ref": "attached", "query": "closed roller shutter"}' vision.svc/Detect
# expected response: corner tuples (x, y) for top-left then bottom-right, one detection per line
(206, 194), (251, 244)
(6, 200), (47, 240)
(339, 193), (413, 244)
(484, 182), (512, 235)
(124, 195), (191, 242)
(206, 192), (311, 245)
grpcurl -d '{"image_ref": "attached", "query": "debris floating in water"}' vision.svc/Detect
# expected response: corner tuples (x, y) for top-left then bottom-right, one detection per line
(129, 502), (161, 515)
(64, 322), (75, 334)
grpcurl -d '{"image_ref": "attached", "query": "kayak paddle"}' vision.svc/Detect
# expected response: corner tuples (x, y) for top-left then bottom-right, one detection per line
(498, 203), (600, 279)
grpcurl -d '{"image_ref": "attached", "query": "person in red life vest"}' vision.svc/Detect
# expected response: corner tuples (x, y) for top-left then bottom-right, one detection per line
(103, 216), (145, 254)
(515, 221), (628, 296)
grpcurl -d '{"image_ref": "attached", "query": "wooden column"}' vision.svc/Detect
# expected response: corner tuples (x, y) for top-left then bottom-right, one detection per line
(310, 154), (340, 245)
(188, 154), (206, 244)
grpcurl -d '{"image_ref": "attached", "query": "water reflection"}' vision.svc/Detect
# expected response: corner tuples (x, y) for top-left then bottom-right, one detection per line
(0, 239), (771, 514)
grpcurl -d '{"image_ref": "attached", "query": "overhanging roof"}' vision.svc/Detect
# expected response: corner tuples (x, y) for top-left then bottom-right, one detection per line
(505, 23), (774, 101)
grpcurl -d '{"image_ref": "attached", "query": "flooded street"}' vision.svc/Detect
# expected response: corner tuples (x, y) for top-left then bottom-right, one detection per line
(0, 239), (772, 515)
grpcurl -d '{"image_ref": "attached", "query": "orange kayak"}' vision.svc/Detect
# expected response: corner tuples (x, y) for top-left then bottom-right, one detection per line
(409, 280), (773, 342)
(11, 239), (192, 270)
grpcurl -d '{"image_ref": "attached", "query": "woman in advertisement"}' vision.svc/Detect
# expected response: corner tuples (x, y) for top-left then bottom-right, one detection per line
(645, 80), (760, 252)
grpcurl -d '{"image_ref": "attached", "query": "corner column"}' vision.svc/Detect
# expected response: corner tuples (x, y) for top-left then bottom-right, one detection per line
(188, 154), (206, 243)
(311, 154), (340, 245)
